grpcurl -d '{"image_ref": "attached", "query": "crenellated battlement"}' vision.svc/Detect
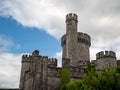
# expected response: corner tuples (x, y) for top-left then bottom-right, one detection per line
(48, 58), (57, 68)
(66, 13), (78, 22)
(22, 54), (32, 63)
(78, 32), (91, 46)
(42, 56), (48, 60)
(61, 32), (91, 47)
(42, 56), (48, 64)
(96, 51), (116, 59)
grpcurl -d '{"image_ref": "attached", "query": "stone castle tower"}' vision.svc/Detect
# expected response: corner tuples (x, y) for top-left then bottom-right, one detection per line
(62, 13), (90, 67)
(19, 13), (120, 90)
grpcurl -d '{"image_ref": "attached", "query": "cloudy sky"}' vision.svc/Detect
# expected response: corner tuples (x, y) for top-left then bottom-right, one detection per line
(0, 0), (120, 88)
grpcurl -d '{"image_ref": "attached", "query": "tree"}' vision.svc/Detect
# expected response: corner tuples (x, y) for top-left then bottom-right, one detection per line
(62, 64), (120, 90)
(60, 68), (70, 90)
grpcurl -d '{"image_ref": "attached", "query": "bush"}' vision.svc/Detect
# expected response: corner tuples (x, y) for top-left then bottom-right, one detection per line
(62, 65), (120, 90)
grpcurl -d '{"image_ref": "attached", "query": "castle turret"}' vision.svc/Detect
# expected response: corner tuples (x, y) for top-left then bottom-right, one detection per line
(96, 51), (116, 59)
(66, 13), (78, 66)
(19, 54), (31, 90)
(77, 32), (91, 62)
(95, 51), (117, 71)
(61, 13), (91, 67)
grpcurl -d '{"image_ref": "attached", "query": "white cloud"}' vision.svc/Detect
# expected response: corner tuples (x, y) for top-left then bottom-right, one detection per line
(0, 0), (120, 41)
(0, 35), (13, 52)
(54, 51), (62, 67)
(0, 0), (66, 38)
(0, 35), (23, 88)
(0, 53), (22, 88)
(90, 47), (103, 60)
(0, 0), (120, 45)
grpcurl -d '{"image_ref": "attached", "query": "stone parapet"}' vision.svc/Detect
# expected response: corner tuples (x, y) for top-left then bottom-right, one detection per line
(22, 54), (32, 63)
(61, 32), (91, 47)
(66, 13), (78, 22)
(48, 58), (57, 68)
(96, 51), (116, 59)
(78, 32), (91, 46)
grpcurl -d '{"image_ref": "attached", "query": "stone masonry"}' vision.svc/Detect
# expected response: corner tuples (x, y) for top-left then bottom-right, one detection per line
(19, 13), (120, 90)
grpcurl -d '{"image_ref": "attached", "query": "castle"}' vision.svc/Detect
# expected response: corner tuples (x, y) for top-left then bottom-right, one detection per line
(19, 13), (120, 90)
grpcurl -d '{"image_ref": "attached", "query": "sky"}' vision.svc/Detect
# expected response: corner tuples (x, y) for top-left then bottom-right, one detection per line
(0, 0), (120, 88)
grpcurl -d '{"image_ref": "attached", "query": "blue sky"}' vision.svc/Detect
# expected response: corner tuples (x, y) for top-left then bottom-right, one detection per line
(0, 0), (120, 88)
(0, 16), (61, 56)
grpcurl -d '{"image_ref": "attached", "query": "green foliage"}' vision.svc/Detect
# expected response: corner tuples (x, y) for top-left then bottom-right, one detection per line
(62, 65), (120, 90)
(60, 68), (70, 90)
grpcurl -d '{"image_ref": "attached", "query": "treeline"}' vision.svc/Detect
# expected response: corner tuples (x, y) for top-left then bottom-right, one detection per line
(60, 64), (120, 90)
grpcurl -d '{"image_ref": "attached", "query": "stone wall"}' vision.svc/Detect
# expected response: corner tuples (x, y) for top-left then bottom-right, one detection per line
(95, 51), (117, 71)
(19, 50), (61, 90)
(47, 67), (61, 90)
(77, 32), (91, 62)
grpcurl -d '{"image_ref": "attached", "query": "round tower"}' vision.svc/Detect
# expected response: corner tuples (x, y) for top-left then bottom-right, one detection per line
(61, 13), (91, 66)
(77, 32), (91, 62)
(96, 51), (117, 71)
(66, 13), (78, 66)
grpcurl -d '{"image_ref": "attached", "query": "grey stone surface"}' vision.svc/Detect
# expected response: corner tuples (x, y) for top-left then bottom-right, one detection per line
(95, 51), (117, 71)
(19, 13), (119, 90)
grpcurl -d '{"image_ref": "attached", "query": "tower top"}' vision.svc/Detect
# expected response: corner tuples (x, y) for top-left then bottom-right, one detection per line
(66, 13), (78, 22)
(96, 51), (116, 59)
(32, 50), (39, 56)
